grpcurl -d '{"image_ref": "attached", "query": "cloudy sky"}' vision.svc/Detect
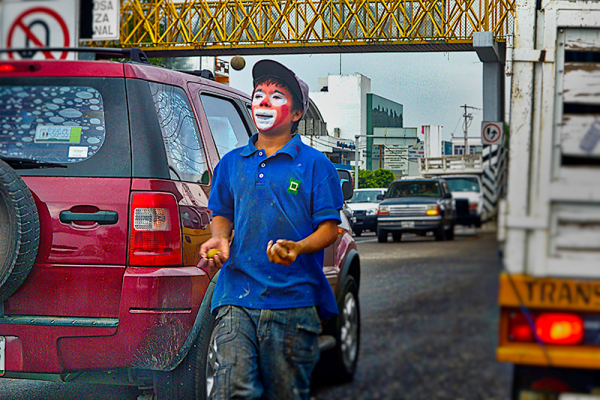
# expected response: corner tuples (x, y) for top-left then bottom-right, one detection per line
(224, 51), (486, 142)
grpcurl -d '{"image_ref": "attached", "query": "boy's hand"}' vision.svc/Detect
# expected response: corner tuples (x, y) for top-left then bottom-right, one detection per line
(199, 237), (230, 269)
(267, 239), (300, 266)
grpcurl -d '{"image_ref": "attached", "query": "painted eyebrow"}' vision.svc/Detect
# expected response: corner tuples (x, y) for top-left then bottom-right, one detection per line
(254, 89), (264, 93)
(274, 90), (286, 96)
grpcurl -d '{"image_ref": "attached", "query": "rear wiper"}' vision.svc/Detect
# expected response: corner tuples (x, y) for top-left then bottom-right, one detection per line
(0, 156), (67, 170)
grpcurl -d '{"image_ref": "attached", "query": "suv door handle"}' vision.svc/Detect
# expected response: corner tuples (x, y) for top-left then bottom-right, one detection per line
(60, 210), (119, 225)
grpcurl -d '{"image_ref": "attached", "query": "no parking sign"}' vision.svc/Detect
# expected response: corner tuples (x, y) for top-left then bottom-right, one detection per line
(0, 0), (77, 60)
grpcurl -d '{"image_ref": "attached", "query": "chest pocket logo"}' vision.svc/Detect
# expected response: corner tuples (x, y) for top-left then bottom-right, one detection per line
(287, 178), (301, 195)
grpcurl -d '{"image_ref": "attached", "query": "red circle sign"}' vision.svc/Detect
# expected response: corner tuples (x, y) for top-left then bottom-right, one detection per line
(6, 7), (70, 60)
(482, 122), (502, 144)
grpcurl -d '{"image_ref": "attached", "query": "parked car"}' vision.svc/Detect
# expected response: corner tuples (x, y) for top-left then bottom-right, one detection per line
(0, 48), (360, 398)
(377, 178), (455, 243)
(442, 174), (483, 227)
(346, 188), (387, 236)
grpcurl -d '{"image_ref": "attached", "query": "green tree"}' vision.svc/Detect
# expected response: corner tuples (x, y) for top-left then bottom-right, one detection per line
(358, 168), (395, 189)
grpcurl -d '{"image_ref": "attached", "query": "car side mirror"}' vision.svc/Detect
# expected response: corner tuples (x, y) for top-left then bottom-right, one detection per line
(341, 180), (353, 201)
(445, 192), (452, 199)
(377, 194), (384, 201)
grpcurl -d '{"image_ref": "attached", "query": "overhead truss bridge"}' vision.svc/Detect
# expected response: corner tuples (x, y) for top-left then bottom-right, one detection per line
(105, 0), (515, 56)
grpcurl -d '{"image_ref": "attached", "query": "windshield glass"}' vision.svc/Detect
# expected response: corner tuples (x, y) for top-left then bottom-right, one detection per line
(387, 182), (441, 198)
(445, 177), (480, 192)
(348, 190), (385, 203)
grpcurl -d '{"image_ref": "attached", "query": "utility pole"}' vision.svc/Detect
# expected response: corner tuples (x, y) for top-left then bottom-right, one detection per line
(461, 104), (478, 155)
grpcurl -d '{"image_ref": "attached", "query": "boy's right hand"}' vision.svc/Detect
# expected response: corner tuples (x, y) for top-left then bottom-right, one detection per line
(199, 237), (230, 269)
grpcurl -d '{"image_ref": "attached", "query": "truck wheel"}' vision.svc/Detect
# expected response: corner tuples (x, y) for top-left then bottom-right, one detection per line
(377, 228), (388, 243)
(153, 308), (216, 400)
(445, 223), (455, 240)
(0, 159), (39, 301)
(315, 275), (360, 383)
(392, 231), (402, 242)
(434, 222), (446, 241)
(353, 229), (362, 237)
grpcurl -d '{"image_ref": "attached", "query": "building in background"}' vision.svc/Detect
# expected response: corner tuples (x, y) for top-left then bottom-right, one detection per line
(451, 137), (483, 155)
(310, 73), (413, 173)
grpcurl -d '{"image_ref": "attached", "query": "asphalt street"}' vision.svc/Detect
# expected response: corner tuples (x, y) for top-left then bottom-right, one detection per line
(312, 228), (512, 400)
(0, 228), (512, 400)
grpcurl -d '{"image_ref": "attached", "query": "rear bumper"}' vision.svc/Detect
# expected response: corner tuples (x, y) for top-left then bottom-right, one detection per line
(0, 266), (209, 374)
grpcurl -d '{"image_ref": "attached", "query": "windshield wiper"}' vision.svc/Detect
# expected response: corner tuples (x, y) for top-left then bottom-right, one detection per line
(0, 156), (68, 170)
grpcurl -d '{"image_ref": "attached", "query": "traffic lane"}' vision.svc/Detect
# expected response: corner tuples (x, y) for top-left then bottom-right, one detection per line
(313, 232), (512, 400)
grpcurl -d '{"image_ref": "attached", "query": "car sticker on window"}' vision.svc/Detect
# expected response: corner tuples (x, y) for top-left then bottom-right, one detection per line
(68, 146), (88, 158)
(35, 125), (82, 143)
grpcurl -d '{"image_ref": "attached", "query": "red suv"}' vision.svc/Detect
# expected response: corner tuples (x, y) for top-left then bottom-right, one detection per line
(0, 49), (360, 398)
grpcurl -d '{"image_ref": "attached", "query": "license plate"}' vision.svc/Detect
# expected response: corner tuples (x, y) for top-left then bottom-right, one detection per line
(559, 395), (600, 400)
(401, 221), (414, 228)
(0, 336), (5, 376)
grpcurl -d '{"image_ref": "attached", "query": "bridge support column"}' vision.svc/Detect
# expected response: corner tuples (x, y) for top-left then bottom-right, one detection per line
(473, 31), (506, 122)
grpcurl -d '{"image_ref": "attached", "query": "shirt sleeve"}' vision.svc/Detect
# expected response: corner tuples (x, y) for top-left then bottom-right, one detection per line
(208, 158), (235, 222)
(311, 160), (344, 229)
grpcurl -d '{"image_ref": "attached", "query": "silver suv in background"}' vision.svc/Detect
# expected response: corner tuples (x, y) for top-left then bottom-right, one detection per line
(377, 178), (455, 243)
(346, 188), (387, 236)
(442, 175), (484, 227)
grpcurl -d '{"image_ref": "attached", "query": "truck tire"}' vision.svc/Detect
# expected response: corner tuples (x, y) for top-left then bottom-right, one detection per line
(377, 228), (388, 243)
(314, 275), (360, 383)
(153, 308), (216, 400)
(0, 159), (39, 301)
(445, 222), (455, 240)
(392, 231), (402, 242)
(434, 222), (446, 241)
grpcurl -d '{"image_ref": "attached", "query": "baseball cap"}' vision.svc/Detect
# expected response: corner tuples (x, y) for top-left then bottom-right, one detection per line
(252, 60), (309, 118)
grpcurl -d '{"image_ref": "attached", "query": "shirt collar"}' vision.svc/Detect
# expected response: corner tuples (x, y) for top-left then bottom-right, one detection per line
(240, 133), (304, 160)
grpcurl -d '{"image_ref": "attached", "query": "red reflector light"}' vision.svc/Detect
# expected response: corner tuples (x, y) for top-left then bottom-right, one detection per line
(508, 311), (535, 342)
(536, 313), (583, 345)
(469, 202), (478, 210)
(0, 64), (15, 72)
(129, 192), (182, 266)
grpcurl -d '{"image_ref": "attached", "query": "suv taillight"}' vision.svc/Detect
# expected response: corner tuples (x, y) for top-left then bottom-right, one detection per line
(129, 192), (182, 266)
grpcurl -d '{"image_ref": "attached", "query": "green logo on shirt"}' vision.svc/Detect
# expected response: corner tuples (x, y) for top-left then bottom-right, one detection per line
(288, 179), (300, 195)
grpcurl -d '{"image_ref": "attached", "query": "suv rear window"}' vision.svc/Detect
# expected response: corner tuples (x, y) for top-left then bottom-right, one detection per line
(0, 85), (106, 163)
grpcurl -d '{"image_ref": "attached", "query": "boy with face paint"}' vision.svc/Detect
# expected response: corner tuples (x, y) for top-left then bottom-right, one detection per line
(199, 60), (344, 399)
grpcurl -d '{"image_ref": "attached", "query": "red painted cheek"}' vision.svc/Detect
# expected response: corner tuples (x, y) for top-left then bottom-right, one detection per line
(272, 104), (290, 129)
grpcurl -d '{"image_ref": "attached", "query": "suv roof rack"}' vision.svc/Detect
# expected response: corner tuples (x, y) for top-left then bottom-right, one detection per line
(0, 47), (150, 64)
(176, 69), (216, 81)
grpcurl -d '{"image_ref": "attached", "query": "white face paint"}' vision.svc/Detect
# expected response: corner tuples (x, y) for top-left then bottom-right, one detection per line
(253, 109), (277, 130)
(252, 91), (289, 107)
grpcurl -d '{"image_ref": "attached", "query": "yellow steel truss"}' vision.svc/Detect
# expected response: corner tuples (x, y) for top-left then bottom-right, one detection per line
(105, 0), (514, 55)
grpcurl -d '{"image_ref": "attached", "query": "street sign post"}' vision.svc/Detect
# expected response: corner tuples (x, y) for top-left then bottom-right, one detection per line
(481, 121), (504, 145)
(0, 0), (78, 60)
(92, 0), (120, 41)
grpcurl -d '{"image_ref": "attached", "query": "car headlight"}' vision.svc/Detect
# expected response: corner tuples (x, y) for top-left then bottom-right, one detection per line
(378, 205), (389, 215)
(366, 208), (378, 216)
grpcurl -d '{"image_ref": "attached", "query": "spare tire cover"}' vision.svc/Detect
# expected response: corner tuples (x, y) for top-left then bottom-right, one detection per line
(0, 159), (40, 301)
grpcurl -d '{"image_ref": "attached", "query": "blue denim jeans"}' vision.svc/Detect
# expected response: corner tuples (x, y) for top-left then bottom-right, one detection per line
(208, 305), (322, 400)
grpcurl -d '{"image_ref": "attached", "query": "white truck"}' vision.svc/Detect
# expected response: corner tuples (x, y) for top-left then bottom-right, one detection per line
(497, 0), (600, 398)
(418, 155), (489, 227)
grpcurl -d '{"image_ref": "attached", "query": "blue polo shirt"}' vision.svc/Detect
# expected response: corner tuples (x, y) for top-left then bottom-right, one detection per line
(208, 133), (343, 320)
